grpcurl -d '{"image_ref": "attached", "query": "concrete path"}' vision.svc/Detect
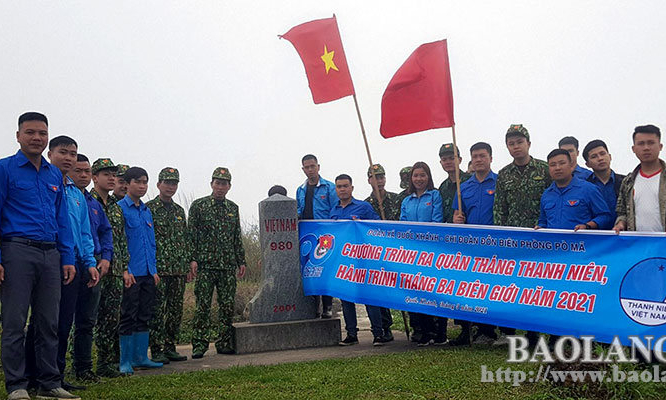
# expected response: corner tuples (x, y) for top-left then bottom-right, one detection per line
(137, 306), (415, 376)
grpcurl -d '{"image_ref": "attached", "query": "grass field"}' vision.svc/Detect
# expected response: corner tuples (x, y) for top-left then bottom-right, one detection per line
(31, 344), (663, 400)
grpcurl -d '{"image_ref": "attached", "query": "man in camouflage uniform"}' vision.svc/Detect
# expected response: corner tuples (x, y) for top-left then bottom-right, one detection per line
(364, 164), (401, 221)
(438, 143), (472, 224)
(397, 166), (412, 205)
(147, 168), (196, 363)
(190, 167), (246, 358)
(90, 158), (129, 377)
(493, 124), (551, 345)
(363, 164), (398, 340)
(110, 164), (129, 203)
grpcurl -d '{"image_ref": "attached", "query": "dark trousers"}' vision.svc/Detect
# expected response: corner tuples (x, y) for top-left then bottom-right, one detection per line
(317, 295), (332, 312)
(380, 307), (393, 334)
(409, 312), (447, 340)
(73, 269), (101, 373)
(119, 275), (156, 336)
(341, 300), (383, 338)
(27, 263), (86, 382)
(1, 242), (61, 392)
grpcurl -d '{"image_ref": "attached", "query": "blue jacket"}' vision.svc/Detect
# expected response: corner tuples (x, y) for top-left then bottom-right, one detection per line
(538, 178), (613, 229)
(330, 198), (380, 220)
(453, 171), (497, 225)
(400, 190), (443, 223)
(573, 165), (593, 180)
(64, 178), (96, 269)
(84, 189), (113, 261)
(296, 177), (338, 219)
(119, 196), (157, 276)
(0, 150), (75, 266)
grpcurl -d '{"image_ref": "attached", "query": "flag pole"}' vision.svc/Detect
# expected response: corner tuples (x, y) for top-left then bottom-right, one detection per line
(352, 93), (411, 340)
(451, 124), (463, 214)
(351, 94), (386, 221)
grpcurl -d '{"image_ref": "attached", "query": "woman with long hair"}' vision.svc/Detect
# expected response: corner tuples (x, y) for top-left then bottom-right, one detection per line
(399, 161), (447, 346)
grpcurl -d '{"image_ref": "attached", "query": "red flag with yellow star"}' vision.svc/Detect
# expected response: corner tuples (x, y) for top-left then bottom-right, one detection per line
(280, 15), (355, 104)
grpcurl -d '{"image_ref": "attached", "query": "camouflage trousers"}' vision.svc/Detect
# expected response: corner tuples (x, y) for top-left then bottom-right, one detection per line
(94, 274), (123, 370)
(149, 275), (186, 353)
(191, 269), (236, 354)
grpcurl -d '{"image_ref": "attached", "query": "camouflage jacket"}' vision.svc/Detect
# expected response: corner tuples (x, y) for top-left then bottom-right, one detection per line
(90, 188), (129, 275)
(146, 196), (192, 275)
(615, 160), (666, 231)
(493, 157), (551, 227)
(189, 195), (246, 270)
(397, 189), (410, 207)
(364, 191), (401, 221)
(438, 170), (472, 223)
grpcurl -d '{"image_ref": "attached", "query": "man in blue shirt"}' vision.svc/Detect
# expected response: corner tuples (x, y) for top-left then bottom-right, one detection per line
(71, 154), (113, 382)
(582, 140), (626, 228)
(0, 113), (78, 400)
(537, 149), (613, 230)
(329, 174), (388, 347)
(296, 154), (338, 318)
(117, 167), (162, 374)
(559, 136), (593, 180)
(26, 137), (100, 393)
(452, 142), (498, 346)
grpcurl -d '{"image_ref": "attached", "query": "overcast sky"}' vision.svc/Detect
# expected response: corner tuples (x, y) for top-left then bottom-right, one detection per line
(2, 1), (665, 223)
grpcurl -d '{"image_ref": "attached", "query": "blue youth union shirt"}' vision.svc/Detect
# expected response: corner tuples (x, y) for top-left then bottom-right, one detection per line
(400, 190), (443, 223)
(118, 195), (157, 276)
(0, 150), (75, 265)
(452, 171), (497, 225)
(329, 198), (380, 220)
(538, 178), (613, 229)
(296, 177), (339, 219)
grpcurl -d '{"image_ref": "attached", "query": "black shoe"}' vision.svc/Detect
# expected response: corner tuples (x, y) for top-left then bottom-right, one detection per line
(373, 336), (389, 347)
(191, 351), (204, 359)
(321, 306), (333, 319)
(449, 331), (471, 346)
(383, 330), (394, 342)
(433, 336), (449, 346)
(417, 335), (432, 347)
(75, 369), (100, 383)
(61, 380), (86, 391)
(216, 347), (234, 355)
(338, 335), (359, 346)
(410, 332), (422, 343)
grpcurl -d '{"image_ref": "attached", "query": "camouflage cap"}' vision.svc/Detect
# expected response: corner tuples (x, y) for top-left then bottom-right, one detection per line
(91, 158), (117, 174)
(367, 164), (386, 177)
(116, 164), (130, 178)
(212, 167), (231, 181)
(159, 167), (179, 182)
(506, 124), (530, 141)
(399, 166), (412, 175)
(439, 143), (460, 157)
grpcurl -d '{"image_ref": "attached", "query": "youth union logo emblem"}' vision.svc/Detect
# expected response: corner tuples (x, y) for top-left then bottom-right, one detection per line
(619, 257), (666, 326)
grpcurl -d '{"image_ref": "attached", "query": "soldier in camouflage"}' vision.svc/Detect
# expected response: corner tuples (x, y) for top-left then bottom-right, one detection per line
(364, 164), (401, 221)
(90, 158), (129, 377)
(363, 164), (397, 340)
(147, 168), (196, 363)
(190, 167), (246, 358)
(438, 143), (472, 224)
(110, 164), (129, 203)
(492, 124), (551, 344)
(397, 166), (412, 204)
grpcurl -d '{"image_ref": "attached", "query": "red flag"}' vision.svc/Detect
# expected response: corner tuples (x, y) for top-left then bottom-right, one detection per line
(281, 16), (355, 104)
(380, 40), (454, 138)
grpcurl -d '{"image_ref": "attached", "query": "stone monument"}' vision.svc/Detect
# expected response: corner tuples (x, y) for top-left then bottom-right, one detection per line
(233, 194), (340, 354)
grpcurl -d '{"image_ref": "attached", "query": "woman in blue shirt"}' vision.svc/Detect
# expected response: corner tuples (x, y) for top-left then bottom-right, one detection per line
(400, 162), (446, 346)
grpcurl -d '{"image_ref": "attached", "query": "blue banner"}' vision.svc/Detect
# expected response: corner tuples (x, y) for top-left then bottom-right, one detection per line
(299, 220), (666, 344)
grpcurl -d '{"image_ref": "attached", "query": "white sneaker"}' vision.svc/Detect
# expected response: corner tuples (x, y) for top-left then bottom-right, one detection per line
(7, 389), (30, 400)
(493, 335), (510, 346)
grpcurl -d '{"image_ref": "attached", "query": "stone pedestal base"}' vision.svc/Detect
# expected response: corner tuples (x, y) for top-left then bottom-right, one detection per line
(233, 318), (341, 354)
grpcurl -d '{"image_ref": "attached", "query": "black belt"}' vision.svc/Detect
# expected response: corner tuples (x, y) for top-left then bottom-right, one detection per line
(2, 237), (57, 250)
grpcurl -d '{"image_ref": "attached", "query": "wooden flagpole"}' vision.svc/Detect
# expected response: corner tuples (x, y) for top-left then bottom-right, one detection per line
(351, 93), (411, 340)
